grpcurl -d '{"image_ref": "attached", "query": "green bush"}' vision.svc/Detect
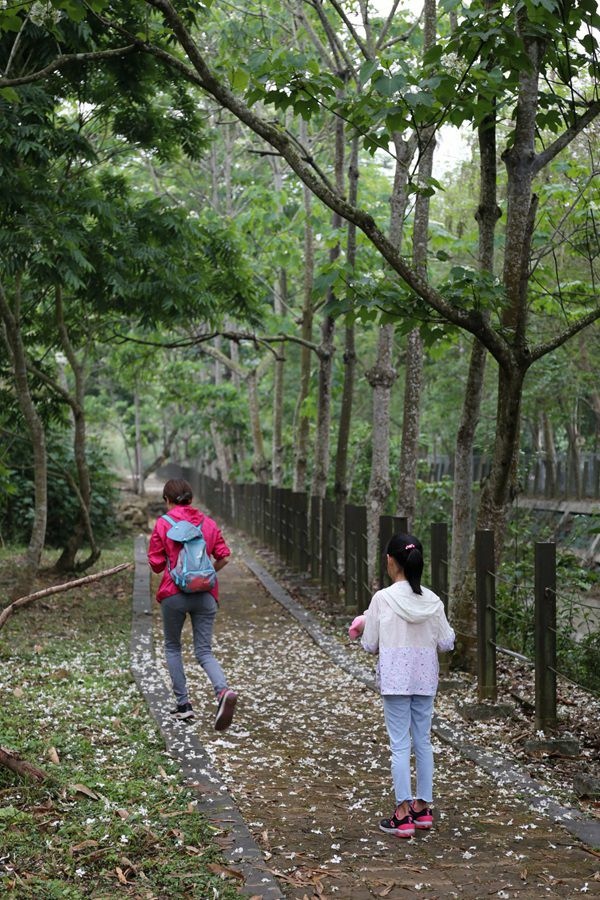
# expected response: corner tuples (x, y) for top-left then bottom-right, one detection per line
(0, 432), (118, 548)
(495, 516), (599, 694)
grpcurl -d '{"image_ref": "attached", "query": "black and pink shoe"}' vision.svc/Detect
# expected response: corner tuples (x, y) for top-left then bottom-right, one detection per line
(409, 802), (434, 830)
(214, 688), (238, 731)
(379, 810), (415, 838)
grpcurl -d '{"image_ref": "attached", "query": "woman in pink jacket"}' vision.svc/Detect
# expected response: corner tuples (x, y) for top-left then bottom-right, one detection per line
(148, 478), (237, 730)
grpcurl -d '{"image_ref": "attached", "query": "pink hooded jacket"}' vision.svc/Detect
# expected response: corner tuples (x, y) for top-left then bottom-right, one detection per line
(147, 504), (231, 602)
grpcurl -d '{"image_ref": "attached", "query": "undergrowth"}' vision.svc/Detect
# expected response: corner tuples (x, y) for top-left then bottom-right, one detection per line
(0, 543), (240, 899)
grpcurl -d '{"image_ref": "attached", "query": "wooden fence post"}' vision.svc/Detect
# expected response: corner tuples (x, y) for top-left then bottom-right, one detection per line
(310, 496), (320, 580)
(535, 542), (557, 732)
(475, 529), (497, 702)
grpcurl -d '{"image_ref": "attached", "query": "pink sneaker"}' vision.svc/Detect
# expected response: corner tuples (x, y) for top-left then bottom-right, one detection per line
(379, 811), (415, 838)
(409, 802), (433, 829)
(214, 689), (238, 731)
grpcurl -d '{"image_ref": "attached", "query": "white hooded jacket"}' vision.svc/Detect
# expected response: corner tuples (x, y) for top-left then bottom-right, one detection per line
(361, 580), (455, 696)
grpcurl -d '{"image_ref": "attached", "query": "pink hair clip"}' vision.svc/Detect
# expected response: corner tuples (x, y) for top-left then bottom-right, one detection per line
(405, 543), (415, 550)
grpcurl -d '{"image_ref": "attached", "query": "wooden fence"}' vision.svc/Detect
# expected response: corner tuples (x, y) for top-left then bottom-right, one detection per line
(160, 465), (564, 728)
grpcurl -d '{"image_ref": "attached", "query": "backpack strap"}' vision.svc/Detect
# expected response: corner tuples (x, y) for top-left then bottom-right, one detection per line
(162, 513), (177, 527)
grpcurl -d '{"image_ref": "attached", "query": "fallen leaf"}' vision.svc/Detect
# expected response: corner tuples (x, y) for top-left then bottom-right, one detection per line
(378, 882), (396, 897)
(47, 747), (60, 765)
(13, 686), (23, 698)
(70, 783), (100, 801)
(214, 836), (234, 849)
(115, 809), (130, 820)
(70, 840), (99, 853)
(49, 667), (70, 680)
(115, 866), (128, 885)
(207, 862), (244, 881)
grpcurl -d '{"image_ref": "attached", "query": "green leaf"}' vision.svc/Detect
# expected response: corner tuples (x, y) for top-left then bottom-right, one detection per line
(0, 87), (20, 103)
(359, 59), (379, 86)
(231, 68), (249, 91)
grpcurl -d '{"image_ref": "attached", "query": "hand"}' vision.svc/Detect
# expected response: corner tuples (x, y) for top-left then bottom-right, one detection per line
(348, 614), (366, 639)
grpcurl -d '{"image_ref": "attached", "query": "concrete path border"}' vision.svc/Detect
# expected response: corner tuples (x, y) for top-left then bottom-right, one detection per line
(130, 536), (284, 899)
(244, 556), (600, 849)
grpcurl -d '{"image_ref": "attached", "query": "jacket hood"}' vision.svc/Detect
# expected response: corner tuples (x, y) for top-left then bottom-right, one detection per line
(163, 505), (204, 527)
(382, 581), (443, 623)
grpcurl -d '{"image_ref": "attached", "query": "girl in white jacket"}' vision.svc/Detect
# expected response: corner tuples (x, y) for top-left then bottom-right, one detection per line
(352, 533), (455, 838)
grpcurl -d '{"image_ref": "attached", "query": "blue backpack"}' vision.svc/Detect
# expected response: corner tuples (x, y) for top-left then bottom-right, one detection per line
(162, 514), (216, 594)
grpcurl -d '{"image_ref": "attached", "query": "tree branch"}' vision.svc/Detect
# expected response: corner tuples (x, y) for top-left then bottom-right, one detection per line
(325, 0), (370, 58)
(0, 45), (138, 88)
(533, 99), (600, 174)
(376, 0), (402, 49)
(528, 307), (600, 364)
(0, 747), (47, 782)
(137, 0), (512, 364)
(0, 563), (132, 632)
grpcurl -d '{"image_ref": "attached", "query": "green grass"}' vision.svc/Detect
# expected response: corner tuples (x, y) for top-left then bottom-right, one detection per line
(0, 542), (241, 899)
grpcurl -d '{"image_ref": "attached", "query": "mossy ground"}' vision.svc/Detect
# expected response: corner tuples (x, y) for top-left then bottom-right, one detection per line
(0, 542), (241, 899)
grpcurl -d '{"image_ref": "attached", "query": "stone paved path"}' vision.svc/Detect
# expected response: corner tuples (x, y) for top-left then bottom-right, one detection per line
(152, 548), (600, 899)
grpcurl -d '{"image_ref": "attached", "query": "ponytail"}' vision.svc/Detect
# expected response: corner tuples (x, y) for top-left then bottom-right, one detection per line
(387, 533), (424, 595)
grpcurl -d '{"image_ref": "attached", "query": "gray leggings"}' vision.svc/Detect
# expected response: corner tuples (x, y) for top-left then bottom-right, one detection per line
(160, 592), (228, 706)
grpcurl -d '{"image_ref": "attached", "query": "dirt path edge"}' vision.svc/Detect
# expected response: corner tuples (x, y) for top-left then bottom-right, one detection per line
(131, 535), (285, 899)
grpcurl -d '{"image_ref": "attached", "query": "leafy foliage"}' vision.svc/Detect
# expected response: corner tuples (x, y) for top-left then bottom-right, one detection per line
(0, 429), (118, 547)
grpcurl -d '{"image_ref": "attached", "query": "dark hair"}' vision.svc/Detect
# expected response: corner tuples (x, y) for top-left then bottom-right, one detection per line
(162, 478), (193, 506)
(387, 533), (424, 595)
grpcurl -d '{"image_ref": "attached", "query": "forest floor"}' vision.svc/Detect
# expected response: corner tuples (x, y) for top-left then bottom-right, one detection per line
(147, 522), (600, 900)
(0, 543), (242, 900)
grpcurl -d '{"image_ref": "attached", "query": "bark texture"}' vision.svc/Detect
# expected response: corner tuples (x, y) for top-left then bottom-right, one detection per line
(292, 175), (315, 493)
(334, 136), (359, 579)
(396, 0), (436, 525)
(0, 276), (47, 598)
(53, 287), (100, 573)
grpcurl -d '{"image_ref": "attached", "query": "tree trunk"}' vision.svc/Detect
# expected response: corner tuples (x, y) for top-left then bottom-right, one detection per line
(449, 95), (500, 599)
(311, 106), (345, 500)
(566, 412), (582, 499)
(292, 173), (315, 493)
(272, 267), (286, 487)
(453, 361), (526, 666)
(396, 0), (436, 523)
(0, 275), (47, 598)
(365, 130), (412, 583)
(366, 326), (398, 581)
(396, 329), (424, 525)
(450, 338), (487, 601)
(334, 136), (359, 580)
(143, 426), (179, 480)
(542, 411), (557, 496)
(247, 368), (269, 484)
(53, 287), (100, 574)
(210, 348), (231, 482)
(134, 388), (144, 496)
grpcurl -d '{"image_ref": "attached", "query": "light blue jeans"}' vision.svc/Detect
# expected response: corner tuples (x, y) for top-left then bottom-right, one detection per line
(382, 694), (436, 805)
(161, 592), (228, 706)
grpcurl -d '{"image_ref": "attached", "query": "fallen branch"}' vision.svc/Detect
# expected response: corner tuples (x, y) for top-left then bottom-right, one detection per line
(0, 563), (132, 632)
(0, 747), (47, 782)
